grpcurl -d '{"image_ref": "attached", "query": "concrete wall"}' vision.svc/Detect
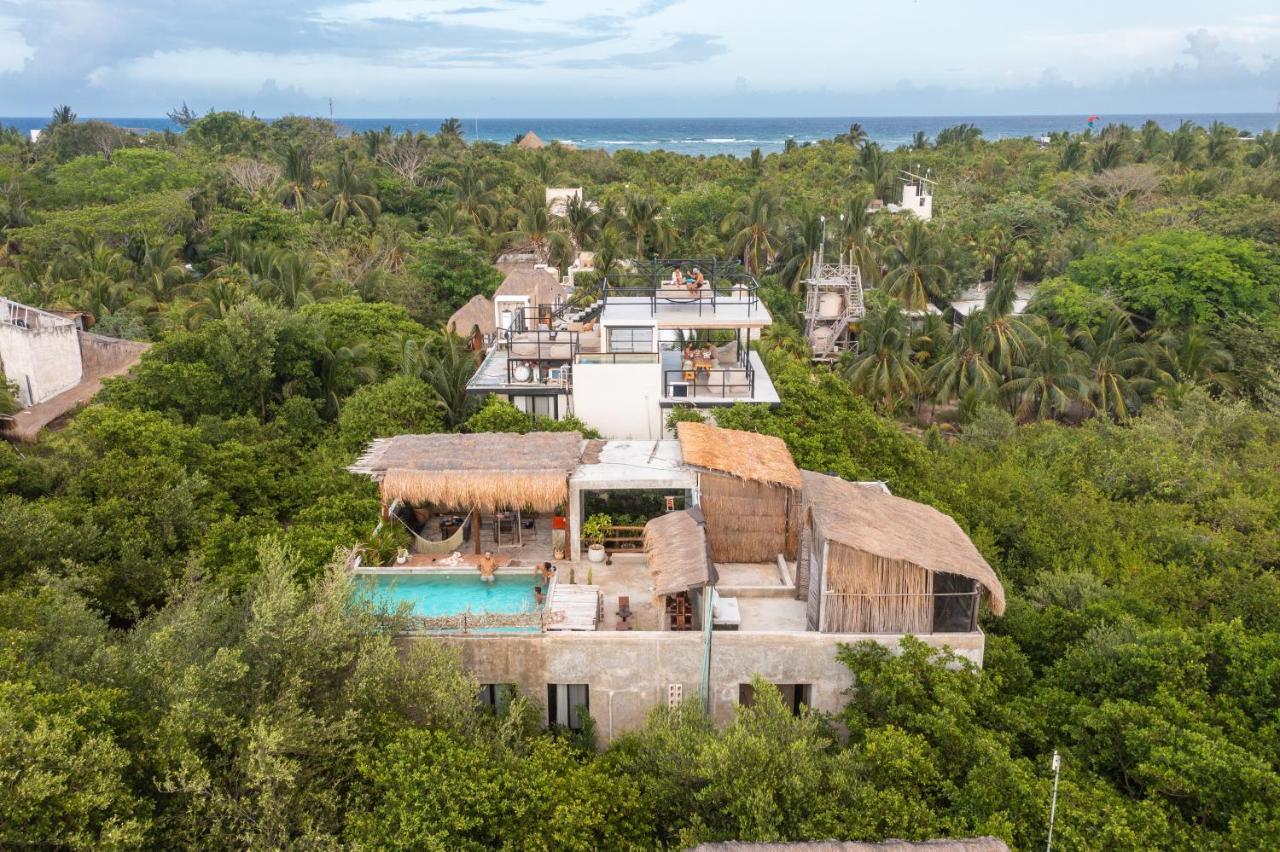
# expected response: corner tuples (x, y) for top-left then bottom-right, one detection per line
(0, 322), (82, 406)
(435, 629), (984, 741)
(571, 360), (663, 440)
(78, 332), (149, 377)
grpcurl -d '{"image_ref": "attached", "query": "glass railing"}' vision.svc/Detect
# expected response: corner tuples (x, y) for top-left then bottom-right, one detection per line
(577, 351), (660, 365)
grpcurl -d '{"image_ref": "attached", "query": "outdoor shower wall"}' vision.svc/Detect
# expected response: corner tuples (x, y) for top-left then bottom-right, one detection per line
(699, 472), (797, 563)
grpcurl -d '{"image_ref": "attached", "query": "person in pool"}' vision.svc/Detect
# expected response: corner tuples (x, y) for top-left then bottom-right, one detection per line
(477, 551), (497, 583)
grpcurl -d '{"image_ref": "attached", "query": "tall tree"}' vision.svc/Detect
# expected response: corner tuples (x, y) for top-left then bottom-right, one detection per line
(882, 220), (951, 311)
(722, 188), (784, 275)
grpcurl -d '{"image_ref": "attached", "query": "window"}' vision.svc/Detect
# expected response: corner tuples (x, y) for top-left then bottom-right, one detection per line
(478, 683), (516, 713)
(547, 683), (590, 730)
(739, 683), (810, 716)
(510, 394), (558, 419)
(932, 573), (978, 632)
(607, 326), (654, 353)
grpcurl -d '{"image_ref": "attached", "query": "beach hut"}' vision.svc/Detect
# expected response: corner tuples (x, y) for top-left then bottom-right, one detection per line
(516, 131), (545, 150)
(644, 508), (717, 631)
(447, 294), (496, 348)
(349, 431), (585, 552)
(676, 422), (802, 563)
(799, 471), (1005, 634)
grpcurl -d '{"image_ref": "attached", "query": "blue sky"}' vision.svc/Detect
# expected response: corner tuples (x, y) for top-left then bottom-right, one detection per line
(1, 0), (1278, 116)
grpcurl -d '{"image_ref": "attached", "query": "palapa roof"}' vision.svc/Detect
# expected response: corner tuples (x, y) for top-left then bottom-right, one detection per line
(516, 131), (545, 149)
(644, 508), (717, 597)
(348, 432), (584, 512)
(801, 471), (1005, 615)
(494, 267), (567, 306)
(676, 421), (802, 489)
(446, 294), (496, 338)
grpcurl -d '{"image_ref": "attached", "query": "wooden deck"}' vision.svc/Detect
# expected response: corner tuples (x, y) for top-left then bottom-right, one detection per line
(546, 582), (602, 631)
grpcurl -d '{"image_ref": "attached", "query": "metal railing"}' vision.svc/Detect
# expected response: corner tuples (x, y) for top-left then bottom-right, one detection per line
(662, 362), (756, 400)
(601, 258), (759, 317)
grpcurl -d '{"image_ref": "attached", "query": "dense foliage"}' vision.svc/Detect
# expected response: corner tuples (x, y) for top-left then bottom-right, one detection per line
(1, 110), (1279, 849)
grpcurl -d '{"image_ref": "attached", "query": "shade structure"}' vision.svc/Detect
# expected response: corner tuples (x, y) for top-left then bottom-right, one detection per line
(644, 508), (717, 597)
(349, 432), (584, 512)
(676, 421), (802, 488)
(801, 470), (1005, 616)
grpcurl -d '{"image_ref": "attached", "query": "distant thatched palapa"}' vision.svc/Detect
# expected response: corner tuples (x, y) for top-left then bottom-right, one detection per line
(516, 130), (545, 149)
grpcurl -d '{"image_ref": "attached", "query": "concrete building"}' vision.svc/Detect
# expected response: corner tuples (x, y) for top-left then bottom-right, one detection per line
(465, 259), (780, 437)
(1, 298), (149, 442)
(348, 423), (1004, 740)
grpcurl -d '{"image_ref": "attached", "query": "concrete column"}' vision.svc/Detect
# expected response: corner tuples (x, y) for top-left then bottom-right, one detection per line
(568, 483), (583, 561)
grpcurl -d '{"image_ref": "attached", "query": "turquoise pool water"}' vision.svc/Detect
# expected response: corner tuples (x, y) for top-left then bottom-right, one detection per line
(358, 573), (541, 619)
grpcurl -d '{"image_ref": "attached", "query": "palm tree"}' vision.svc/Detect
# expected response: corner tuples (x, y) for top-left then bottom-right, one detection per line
(1138, 120), (1165, 160)
(1073, 310), (1149, 420)
(504, 188), (564, 262)
(593, 227), (623, 280)
(935, 123), (982, 148)
(1245, 131), (1280, 169)
(427, 200), (476, 238)
(260, 251), (321, 308)
(564, 193), (600, 249)
(1001, 325), (1092, 421)
(425, 334), (480, 428)
(911, 131), (929, 151)
(622, 192), (675, 259)
(1058, 139), (1086, 171)
(978, 278), (1035, 379)
(842, 299), (921, 413)
(438, 118), (465, 146)
(722, 188), (784, 274)
(856, 143), (893, 201)
(882, 220), (951, 311)
(926, 316), (1001, 407)
(747, 148), (764, 180)
(323, 156), (381, 227)
(184, 278), (247, 329)
(132, 237), (189, 305)
(1206, 121), (1238, 167)
(276, 145), (314, 212)
(1090, 139), (1126, 173)
(314, 323), (379, 420)
(1144, 327), (1233, 403)
(835, 192), (881, 286)
(1168, 121), (1201, 170)
(49, 105), (76, 128)
(778, 208), (824, 292)
(448, 162), (499, 232)
(842, 122), (868, 147)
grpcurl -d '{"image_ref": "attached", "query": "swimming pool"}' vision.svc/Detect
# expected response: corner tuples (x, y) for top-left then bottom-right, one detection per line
(357, 572), (542, 620)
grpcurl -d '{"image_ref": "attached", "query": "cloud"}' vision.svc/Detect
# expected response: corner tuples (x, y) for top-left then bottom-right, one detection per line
(557, 32), (726, 69)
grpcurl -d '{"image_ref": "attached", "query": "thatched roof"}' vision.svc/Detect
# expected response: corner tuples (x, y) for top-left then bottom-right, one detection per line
(690, 839), (1009, 852)
(349, 432), (584, 511)
(801, 471), (1005, 615)
(446, 294), (495, 338)
(494, 267), (567, 306)
(677, 422), (802, 489)
(644, 508), (717, 596)
(516, 131), (545, 149)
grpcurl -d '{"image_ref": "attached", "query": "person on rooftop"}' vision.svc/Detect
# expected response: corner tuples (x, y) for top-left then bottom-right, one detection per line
(478, 550), (497, 583)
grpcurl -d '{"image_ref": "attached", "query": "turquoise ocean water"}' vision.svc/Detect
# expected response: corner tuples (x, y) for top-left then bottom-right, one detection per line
(4, 114), (1277, 158)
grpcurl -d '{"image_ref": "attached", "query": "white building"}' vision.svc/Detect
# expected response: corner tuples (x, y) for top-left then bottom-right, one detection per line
(465, 261), (780, 437)
(0, 299), (84, 407)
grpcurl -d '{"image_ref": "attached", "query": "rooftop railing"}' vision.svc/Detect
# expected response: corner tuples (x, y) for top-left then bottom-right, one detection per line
(601, 258), (759, 317)
(662, 361), (756, 401)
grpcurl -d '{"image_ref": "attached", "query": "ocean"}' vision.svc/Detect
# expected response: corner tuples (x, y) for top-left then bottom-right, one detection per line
(4, 114), (1277, 158)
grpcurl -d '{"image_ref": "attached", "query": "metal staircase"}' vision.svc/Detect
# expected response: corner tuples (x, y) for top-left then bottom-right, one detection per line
(803, 253), (865, 362)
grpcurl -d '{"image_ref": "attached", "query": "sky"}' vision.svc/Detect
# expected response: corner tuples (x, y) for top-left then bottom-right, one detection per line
(1, 0), (1279, 117)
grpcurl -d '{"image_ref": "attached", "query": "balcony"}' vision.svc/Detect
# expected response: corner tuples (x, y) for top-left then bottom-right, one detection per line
(658, 346), (779, 405)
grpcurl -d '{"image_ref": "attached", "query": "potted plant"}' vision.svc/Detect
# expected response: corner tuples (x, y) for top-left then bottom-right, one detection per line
(583, 513), (611, 563)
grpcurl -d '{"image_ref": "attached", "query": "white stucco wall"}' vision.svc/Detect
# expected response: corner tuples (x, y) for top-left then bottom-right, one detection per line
(0, 323), (83, 406)
(571, 360), (663, 440)
(436, 629), (985, 741)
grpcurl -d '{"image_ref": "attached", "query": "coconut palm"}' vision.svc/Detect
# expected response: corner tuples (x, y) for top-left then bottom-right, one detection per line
(778, 208), (824, 292)
(842, 123), (868, 147)
(132, 237), (189, 305)
(926, 316), (1001, 406)
(1168, 121), (1200, 170)
(856, 143), (894, 201)
(622, 192), (675, 259)
(1206, 121), (1238, 167)
(1090, 139), (1126, 173)
(184, 278), (247, 328)
(49, 105), (76, 128)
(425, 333), (480, 428)
(427, 200), (475, 239)
(1138, 120), (1165, 160)
(1058, 139), (1086, 171)
(834, 192), (881, 286)
(1245, 131), (1280, 169)
(276, 145), (314, 211)
(911, 131), (929, 150)
(504, 188), (563, 262)
(722, 188), (784, 275)
(448, 162), (500, 232)
(1073, 310), (1150, 420)
(438, 118), (465, 146)
(564, 193), (600, 249)
(978, 277), (1035, 378)
(1001, 325), (1092, 421)
(842, 299), (921, 413)
(323, 156), (381, 227)
(1144, 327), (1234, 403)
(882, 220), (951, 311)
(314, 325), (378, 420)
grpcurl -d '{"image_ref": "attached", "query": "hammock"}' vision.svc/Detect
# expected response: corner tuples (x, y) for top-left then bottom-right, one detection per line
(390, 503), (473, 555)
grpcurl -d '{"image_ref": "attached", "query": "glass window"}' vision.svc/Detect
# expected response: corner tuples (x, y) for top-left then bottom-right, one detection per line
(547, 683), (590, 730)
(510, 395), (558, 419)
(478, 683), (516, 713)
(608, 326), (654, 353)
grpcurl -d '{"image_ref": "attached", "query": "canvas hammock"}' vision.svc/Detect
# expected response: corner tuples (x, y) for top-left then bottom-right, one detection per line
(389, 503), (474, 555)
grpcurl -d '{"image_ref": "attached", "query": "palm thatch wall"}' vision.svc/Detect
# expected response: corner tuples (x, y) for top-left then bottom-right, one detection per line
(822, 543), (934, 633)
(676, 421), (803, 489)
(349, 432), (584, 512)
(700, 472), (798, 563)
(644, 509), (717, 597)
